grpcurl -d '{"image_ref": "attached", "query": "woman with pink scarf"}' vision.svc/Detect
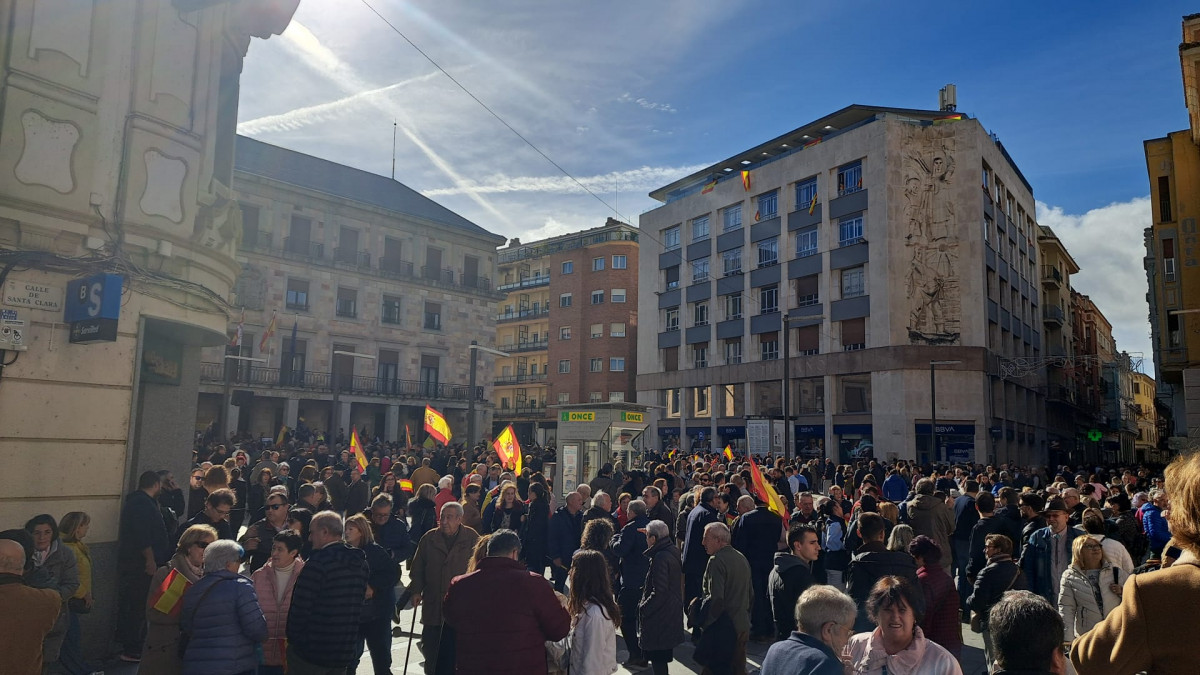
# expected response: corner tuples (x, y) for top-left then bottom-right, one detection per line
(845, 575), (961, 675)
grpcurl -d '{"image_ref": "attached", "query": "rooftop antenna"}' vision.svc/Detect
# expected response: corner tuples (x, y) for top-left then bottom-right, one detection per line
(391, 121), (397, 180)
(939, 84), (957, 112)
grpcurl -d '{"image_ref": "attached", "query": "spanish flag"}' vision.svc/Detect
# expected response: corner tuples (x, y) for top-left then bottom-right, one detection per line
(808, 192), (818, 215)
(424, 405), (452, 444)
(399, 478), (414, 493)
(150, 568), (191, 617)
(749, 456), (790, 525)
(803, 138), (821, 149)
(493, 424), (523, 474)
(723, 445), (734, 462)
(258, 310), (277, 354)
(701, 179), (717, 195)
(275, 425), (288, 446)
(349, 426), (368, 472)
(741, 170), (751, 191)
(405, 424), (413, 448)
(667, 447), (677, 460)
(754, 210), (761, 222)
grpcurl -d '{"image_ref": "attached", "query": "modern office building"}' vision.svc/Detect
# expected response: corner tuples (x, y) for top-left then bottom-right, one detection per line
(195, 136), (506, 445)
(493, 218), (639, 445)
(1144, 14), (1200, 444)
(637, 103), (1047, 465)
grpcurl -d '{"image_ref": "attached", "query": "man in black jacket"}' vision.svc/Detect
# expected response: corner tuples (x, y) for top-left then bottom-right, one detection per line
(966, 492), (1023, 583)
(287, 511), (369, 673)
(681, 487), (721, 606)
(343, 466), (370, 516)
(1017, 492), (1047, 553)
(987, 591), (1066, 675)
(768, 523), (819, 639)
(610, 499), (650, 668)
(116, 471), (170, 662)
(845, 513), (918, 631)
(952, 479), (980, 612)
(732, 498), (784, 641)
(177, 488), (235, 542)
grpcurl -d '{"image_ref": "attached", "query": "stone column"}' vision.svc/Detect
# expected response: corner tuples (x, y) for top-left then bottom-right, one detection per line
(284, 398), (300, 429)
(385, 404), (400, 443)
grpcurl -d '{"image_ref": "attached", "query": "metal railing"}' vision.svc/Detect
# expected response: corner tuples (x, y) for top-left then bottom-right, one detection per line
(497, 275), (551, 292)
(333, 248), (371, 268)
(1041, 265), (1062, 284)
(245, 230), (274, 250)
(496, 307), (550, 322)
(283, 238), (324, 260)
(422, 266), (456, 285)
(494, 372), (549, 386)
(200, 362), (483, 401)
(498, 338), (549, 352)
(1043, 305), (1065, 324)
(498, 228), (638, 264)
(494, 403), (548, 418)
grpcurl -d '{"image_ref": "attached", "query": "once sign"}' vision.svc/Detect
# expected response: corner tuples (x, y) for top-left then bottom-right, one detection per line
(3, 278), (64, 312)
(560, 411), (595, 422)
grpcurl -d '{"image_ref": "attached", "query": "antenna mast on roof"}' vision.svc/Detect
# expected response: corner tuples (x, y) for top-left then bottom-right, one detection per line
(938, 84), (957, 112)
(391, 121), (397, 180)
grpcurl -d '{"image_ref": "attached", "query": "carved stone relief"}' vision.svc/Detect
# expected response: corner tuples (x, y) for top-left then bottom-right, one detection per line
(140, 149), (188, 223)
(29, 0), (93, 76)
(15, 110), (79, 194)
(193, 196), (240, 259)
(902, 125), (961, 345)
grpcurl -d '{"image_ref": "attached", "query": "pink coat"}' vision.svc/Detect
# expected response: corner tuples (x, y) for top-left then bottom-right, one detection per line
(251, 558), (305, 666)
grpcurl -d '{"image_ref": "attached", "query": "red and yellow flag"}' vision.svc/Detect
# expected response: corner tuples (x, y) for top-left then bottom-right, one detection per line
(349, 426), (368, 472)
(741, 170), (751, 191)
(749, 456), (789, 526)
(723, 444), (734, 462)
(275, 425), (287, 447)
(808, 192), (818, 215)
(399, 478), (414, 493)
(405, 424), (413, 448)
(424, 405), (452, 444)
(933, 113), (964, 125)
(701, 179), (717, 195)
(258, 310), (277, 354)
(150, 568), (191, 617)
(493, 424), (523, 474)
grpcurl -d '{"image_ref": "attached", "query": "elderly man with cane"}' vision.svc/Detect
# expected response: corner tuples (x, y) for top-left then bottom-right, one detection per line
(405, 500), (479, 674)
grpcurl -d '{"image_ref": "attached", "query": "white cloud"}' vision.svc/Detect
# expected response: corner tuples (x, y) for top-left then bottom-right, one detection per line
(1036, 197), (1153, 365)
(237, 71), (441, 135)
(420, 163), (708, 197)
(618, 92), (677, 113)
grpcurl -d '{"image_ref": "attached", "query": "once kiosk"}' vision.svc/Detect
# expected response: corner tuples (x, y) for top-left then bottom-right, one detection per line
(553, 403), (649, 499)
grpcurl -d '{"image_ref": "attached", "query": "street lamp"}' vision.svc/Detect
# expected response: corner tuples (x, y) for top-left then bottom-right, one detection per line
(930, 360), (963, 463)
(782, 312), (825, 461)
(222, 354), (265, 439)
(468, 342), (510, 448)
(330, 350), (376, 443)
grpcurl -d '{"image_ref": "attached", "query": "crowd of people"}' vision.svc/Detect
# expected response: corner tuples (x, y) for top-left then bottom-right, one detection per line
(3, 429), (1200, 675)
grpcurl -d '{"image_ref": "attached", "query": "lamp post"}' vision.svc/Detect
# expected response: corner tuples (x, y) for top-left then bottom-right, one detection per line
(221, 354), (265, 439)
(330, 350), (375, 444)
(468, 342), (510, 448)
(930, 360), (963, 463)
(782, 312), (825, 462)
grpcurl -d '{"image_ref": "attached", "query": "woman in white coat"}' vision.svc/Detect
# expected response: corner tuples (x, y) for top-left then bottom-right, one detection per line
(566, 550), (619, 675)
(1080, 508), (1134, 574)
(1058, 535), (1128, 646)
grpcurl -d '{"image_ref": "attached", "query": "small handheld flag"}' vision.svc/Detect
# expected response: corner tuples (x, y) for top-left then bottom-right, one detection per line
(667, 447), (677, 460)
(723, 445), (734, 461)
(399, 479), (414, 493)
(424, 405), (452, 444)
(150, 568), (191, 617)
(350, 427), (368, 472)
(493, 424), (523, 475)
(405, 424), (413, 448)
(275, 425), (288, 446)
(749, 455), (790, 525)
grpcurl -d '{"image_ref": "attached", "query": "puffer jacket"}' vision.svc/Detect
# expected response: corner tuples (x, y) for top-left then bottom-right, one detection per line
(1058, 562), (1127, 641)
(638, 537), (686, 652)
(569, 601), (618, 675)
(845, 541), (919, 631)
(287, 541), (369, 667)
(251, 558), (305, 666)
(1142, 504), (1171, 555)
(179, 570), (267, 675)
(548, 505), (583, 565)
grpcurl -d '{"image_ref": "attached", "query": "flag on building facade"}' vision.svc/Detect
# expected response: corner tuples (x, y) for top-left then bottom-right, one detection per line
(258, 310), (277, 354)
(808, 192), (818, 215)
(230, 310), (244, 348)
(803, 138), (821, 148)
(701, 179), (717, 194)
(424, 405), (452, 444)
(349, 426), (368, 472)
(724, 445), (734, 461)
(749, 456), (790, 525)
(741, 170), (751, 191)
(933, 113), (964, 125)
(493, 424), (523, 474)
(149, 568), (191, 617)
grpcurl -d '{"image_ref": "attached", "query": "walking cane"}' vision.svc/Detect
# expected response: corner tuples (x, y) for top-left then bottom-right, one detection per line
(403, 603), (420, 674)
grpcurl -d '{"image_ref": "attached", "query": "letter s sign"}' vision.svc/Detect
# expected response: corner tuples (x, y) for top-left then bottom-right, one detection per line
(65, 274), (123, 324)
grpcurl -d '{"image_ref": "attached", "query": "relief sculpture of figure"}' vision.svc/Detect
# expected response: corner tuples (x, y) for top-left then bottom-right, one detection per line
(903, 128), (961, 344)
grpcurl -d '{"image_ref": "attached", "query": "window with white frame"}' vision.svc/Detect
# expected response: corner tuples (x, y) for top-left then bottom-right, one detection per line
(760, 333), (779, 360)
(608, 391), (625, 402)
(796, 229), (818, 257)
(838, 213), (864, 246)
(590, 358), (603, 372)
(590, 391), (603, 403)
(692, 215), (710, 241)
(592, 257), (605, 271)
(612, 288), (626, 303)
(759, 285), (779, 314)
(692, 344), (708, 368)
(558, 392), (570, 404)
(694, 300), (709, 326)
(591, 323), (603, 338)
(612, 254), (627, 269)
(591, 290), (604, 304)
(560, 293), (572, 307)
(609, 357), (626, 372)
(665, 266), (680, 290)
(837, 160), (862, 196)
(663, 226), (680, 250)
(610, 322), (626, 337)
(560, 326), (571, 340)
(558, 360), (570, 373)
(724, 339), (742, 365)
(841, 266), (865, 298)
(562, 260), (574, 274)
(795, 275), (819, 307)
(723, 248), (742, 275)
(722, 203), (742, 231)
(795, 176), (818, 211)
(665, 309), (679, 331)
(692, 257), (710, 282)
(725, 293), (742, 320)
(757, 190), (778, 220)
(757, 237), (778, 267)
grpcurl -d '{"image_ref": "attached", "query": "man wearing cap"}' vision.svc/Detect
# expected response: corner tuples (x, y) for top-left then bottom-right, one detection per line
(1020, 496), (1080, 603)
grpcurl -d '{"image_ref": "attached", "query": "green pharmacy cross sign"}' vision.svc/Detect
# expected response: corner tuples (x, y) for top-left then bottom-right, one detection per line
(1087, 429), (1103, 442)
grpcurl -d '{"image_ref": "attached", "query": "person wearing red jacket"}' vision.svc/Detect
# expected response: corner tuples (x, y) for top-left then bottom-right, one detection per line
(443, 529), (570, 674)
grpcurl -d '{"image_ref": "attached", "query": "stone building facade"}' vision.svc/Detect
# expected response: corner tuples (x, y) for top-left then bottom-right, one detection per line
(196, 136), (506, 444)
(0, 0), (297, 653)
(638, 105), (1047, 465)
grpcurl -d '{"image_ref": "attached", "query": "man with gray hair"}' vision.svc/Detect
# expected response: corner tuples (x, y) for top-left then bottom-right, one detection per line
(0, 539), (61, 673)
(907, 477), (955, 572)
(582, 490), (619, 530)
(407, 500), (478, 674)
(611, 499), (651, 667)
(697, 522), (752, 674)
(759, 585), (855, 675)
(287, 511), (368, 674)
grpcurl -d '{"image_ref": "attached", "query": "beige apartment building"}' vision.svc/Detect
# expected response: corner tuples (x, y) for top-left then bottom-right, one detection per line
(0, 0), (297, 653)
(196, 136), (506, 445)
(638, 104), (1047, 466)
(493, 219), (639, 445)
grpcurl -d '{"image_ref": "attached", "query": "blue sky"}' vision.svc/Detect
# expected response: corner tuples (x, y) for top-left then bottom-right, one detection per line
(238, 0), (1195, 363)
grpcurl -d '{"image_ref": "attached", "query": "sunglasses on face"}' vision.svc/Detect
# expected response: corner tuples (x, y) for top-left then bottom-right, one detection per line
(268, 503), (288, 510)
(195, 541), (211, 549)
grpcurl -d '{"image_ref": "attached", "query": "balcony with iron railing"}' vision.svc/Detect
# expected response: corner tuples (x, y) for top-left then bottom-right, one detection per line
(494, 402), (548, 419)
(200, 362), (484, 401)
(497, 275), (551, 292)
(493, 372), (549, 386)
(335, 299), (358, 319)
(244, 230), (274, 251)
(496, 307), (551, 323)
(498, 228), (638, 264)
(422, 266), (456, 285)
(283, 237), (325, 260)
(333, 247), (371, 268)
(498, 338), (549, 353)
(1040, 264), (1063, 287)
(1043, 305), (1065, 326)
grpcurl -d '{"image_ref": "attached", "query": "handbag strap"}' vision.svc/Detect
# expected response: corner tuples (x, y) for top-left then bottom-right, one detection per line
(1004, 566), (1021, 592)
